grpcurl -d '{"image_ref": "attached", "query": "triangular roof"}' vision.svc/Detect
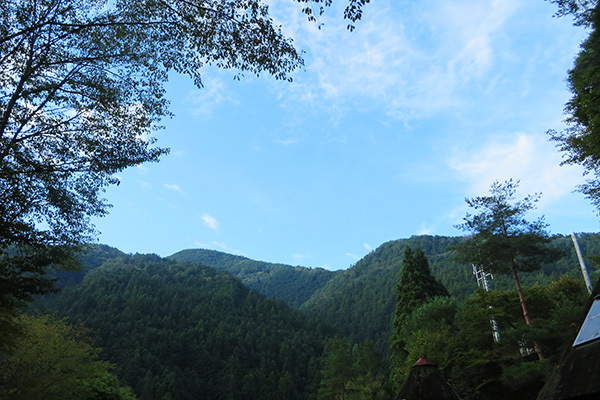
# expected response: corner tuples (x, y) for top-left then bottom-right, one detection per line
(396, 356), (460, 400)
(537, 278), (600, 400)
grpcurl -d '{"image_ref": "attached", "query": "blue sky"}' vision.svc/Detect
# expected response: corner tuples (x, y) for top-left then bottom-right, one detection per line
(93, 0), (599, 270)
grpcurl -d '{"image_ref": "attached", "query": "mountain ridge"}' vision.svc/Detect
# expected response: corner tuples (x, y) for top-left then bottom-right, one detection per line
(32, 233), (600, 400)
(168, 248), (337, 308)
(168, 233), (600, 356)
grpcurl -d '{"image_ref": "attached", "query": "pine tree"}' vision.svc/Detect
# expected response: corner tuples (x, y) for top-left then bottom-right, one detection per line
(318, 338), (356, 400)
(390, 246), (450, 389)
(452, 180), (562, 360)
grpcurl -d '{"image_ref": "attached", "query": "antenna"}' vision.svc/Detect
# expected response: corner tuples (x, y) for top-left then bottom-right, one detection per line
(473, 265), (501, 343)
(571, 232), (593, 294)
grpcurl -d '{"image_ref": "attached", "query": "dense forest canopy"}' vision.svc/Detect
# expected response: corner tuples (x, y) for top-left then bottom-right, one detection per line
(169, 233), (600, 359)
(169, 249), (336, 308)
(0, 314), (136, 400)
(35, 253), (331, 400)
(25, 232), (599, 399)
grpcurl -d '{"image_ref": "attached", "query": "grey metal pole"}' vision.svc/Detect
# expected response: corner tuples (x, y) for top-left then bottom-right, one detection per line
(571, 232), (593, 294)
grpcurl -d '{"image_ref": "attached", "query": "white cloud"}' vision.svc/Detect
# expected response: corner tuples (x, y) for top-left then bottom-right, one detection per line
(442, 0), (518, 77)
(211, 241), (228, 250)
(418, 223), (436, 235)
(448, 35), (493, 80)
(345, 244), (373, 262)
(448, 132), (586, 211)
(276, 138), (299, 146)
(318, 263), (337, 271)
(187, 77), (239, 118)
(194, 241), (245, 256)
(164, 183), (183, 193)
(269, 0), (521, 122)
(292, 253), (310, 264)
(201, 214), (219, 230)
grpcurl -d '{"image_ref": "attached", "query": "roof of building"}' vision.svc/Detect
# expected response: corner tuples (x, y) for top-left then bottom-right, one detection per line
(396, 356), (461, 400)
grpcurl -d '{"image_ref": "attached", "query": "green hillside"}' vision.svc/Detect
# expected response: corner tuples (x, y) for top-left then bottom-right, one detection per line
(168, 248), (337, 308)
(37, 253), (330, 400)
(299, 234), (600, 356)
(50, 244), (127, 288)
(28, 233), (600, 400)
(164, 234), (600, 360)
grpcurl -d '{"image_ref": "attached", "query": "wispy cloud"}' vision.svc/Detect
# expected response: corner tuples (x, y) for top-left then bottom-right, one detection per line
(187, 77), (239, 118)
(292, 253), (308, 262)
(418, 223), (436, 235)
(211, 241), (228, 250)
(441, 0), (518, 77)
(276, 138), (299, 146)
(448, 132), (586, 211)
(194, 241), (244, 255)
(164, 183), (183, 193)
(345, 244), (372, 262)
(269, 0), (520, 122)
(201, 214), (219, 230)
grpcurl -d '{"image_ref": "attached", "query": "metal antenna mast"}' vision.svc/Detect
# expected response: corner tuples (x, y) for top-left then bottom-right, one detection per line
(473, 265), (501, 343)
(571, 232), (593, 294)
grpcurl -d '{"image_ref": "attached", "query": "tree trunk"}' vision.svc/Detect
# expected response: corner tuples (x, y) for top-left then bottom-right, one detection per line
(511, 265), (544, 360)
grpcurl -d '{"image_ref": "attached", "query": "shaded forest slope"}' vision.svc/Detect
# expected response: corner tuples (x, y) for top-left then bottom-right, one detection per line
(301, 234), (599, 354)
(170, 234), (600, 355)
(168, 248), (337, 308)
(36, 253), (330, 400)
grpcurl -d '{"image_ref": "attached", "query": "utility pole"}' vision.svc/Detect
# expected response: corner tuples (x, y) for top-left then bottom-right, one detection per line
(571, 232), (593, 294)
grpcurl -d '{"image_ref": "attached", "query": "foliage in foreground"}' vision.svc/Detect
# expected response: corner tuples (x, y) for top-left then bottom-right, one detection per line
(312, 274), (588, 400)
(390, 246), (450, 389)
(318, 338), (391, 400)
(550, 1), (600, 211)
(0, 314), (135, 400)
(452, 180), (562, 360)
(395, 276), (588, 400)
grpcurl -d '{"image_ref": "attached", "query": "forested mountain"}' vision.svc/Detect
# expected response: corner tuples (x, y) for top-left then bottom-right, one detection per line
(30, 233), (600, 399)
(294, 236), (467, 356)
(35, 253), (331, 400)
(169, 249), (337, 308)
(166, 234), (599, 359)
(51, 244), (127, 288)
(299, 234), (599, 356)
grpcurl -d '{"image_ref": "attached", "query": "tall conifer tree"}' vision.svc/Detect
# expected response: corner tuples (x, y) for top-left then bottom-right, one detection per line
(452, 180), (561, 360)
(390, 246), (449, 389)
